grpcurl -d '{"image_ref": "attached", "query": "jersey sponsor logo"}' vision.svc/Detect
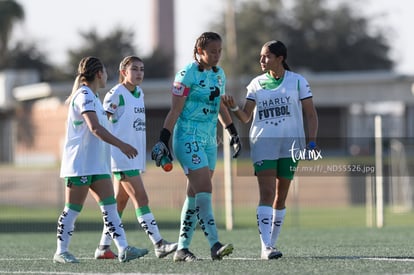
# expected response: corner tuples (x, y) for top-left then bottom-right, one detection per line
(202, 107), (218, 115)
(257, 96), (291, 121)
(82, 99), (94, 107)
(209, 86), (220, 101)
(134, 107), (145, 113)
(172, 82), (189, 96)
(258, 96), (291, 107)
(133, 118), (145, 131)
(258, 105), (290, 120)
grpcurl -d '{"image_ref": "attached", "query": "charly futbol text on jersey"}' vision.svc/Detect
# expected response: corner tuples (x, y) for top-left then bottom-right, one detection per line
(257, 96), (291, 120)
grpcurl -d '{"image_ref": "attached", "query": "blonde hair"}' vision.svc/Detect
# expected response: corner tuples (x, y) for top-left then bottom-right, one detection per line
(118, 55), (143, 83)
(65, 56), (104, 104)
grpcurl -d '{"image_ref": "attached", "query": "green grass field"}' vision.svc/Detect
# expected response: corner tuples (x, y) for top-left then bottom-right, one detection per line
(1, 206), (414, 274)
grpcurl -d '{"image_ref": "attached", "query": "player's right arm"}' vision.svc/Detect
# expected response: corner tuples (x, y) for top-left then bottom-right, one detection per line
(163, 92), (186, 132)
(82, 111), (137, 159)
(151, 82), (188, 166)
(221, 95), (255, 124)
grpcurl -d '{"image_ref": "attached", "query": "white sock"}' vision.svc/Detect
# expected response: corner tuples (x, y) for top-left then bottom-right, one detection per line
(98, 225), (113, 247)
(100, 203), (128, 253)
(257, 205), (273, 250)
(270, 208), (286, 247)
(138, 213), (162, 245)
(56, 207), (80, 254)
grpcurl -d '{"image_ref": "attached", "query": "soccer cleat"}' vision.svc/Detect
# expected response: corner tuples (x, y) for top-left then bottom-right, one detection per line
(94, 247), (117, 259)
(118, 246), (149, 263)
(173, 248), (199, 262)
(53, 251), (79, 263)
(261, 247), (283, 260)
(210, 242), (234, 260)
(154, 239), (178, 258)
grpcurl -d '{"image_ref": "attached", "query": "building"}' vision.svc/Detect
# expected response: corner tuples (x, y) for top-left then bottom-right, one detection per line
(2, 70), (412, 165)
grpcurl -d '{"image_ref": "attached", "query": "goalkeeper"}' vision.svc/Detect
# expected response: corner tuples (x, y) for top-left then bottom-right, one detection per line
(151, 32), (241, 262)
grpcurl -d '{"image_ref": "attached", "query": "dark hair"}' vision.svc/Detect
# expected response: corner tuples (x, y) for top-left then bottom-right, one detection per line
(118, 55), (143, 83)
(66, 56), (104, 104)
(193, 32), (222, 72)
(264, 40), (291, 70)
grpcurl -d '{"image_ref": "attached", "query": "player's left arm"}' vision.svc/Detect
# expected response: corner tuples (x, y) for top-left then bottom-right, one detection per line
(219, 101), (242, 158)
(302, 98), (318, 145)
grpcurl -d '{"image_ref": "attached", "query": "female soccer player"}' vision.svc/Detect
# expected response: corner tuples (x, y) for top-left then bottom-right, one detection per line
(93, 56), (177, 259)
(151, 32), (241, 262)
(222, 40), (319, 260)
(54, 56), (148, 263)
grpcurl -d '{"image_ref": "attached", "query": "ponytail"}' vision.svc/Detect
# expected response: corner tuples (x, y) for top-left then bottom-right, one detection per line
(265, 40), (291, 71)
(65, 75), (82, 105)
(64, 56), (104, 105)
(282, 60), (291, 71)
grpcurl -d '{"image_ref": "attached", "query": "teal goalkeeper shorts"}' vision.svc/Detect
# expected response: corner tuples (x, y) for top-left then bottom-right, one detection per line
(173, 135), (217, 173)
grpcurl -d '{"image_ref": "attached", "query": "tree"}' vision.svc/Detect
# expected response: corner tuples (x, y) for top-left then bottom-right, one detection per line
(0, 0), (24, 65)
(142, 47), (174, 79)
(67, 27), (137, 81)
(215, 0), (393, 76)
(67, 27), (174, 81)
(4, 41), (55, 81)
(283, 0), (393, 72)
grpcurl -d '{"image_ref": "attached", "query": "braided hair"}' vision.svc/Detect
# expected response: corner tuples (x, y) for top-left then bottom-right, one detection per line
(193, 32), (221, 73)
(65, 56), (104, 104)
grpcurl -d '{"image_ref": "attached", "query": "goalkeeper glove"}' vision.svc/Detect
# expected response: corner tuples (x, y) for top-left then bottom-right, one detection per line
(151, 128), (173, 167)
(226, 123), (241, 158)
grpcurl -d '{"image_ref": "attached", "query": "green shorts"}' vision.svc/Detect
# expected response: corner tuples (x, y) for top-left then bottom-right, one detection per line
(113, 169), (140, 181)
(253, 158), (299, 180)
(64, 174), (111, 186)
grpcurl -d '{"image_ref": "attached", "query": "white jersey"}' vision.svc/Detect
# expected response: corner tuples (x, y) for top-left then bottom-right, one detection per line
(246, 70), (312, 162)
(60, 86), (111, 177)
(103, 83), (146, 172)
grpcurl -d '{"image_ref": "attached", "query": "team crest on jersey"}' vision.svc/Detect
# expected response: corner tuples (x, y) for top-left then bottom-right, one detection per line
(217, 75), (223, 86)
(191, 154), (201, 165)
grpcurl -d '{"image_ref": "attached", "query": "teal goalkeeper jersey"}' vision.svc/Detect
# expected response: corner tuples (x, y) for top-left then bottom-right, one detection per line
(172, 62), (226, 141)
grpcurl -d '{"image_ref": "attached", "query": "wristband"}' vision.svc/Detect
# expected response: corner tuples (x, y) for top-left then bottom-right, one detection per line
(159, 128), (171, 144)
(225, 123), (238, 136)
(230, 105), (239, 112)
(308, 141), (316, 149)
